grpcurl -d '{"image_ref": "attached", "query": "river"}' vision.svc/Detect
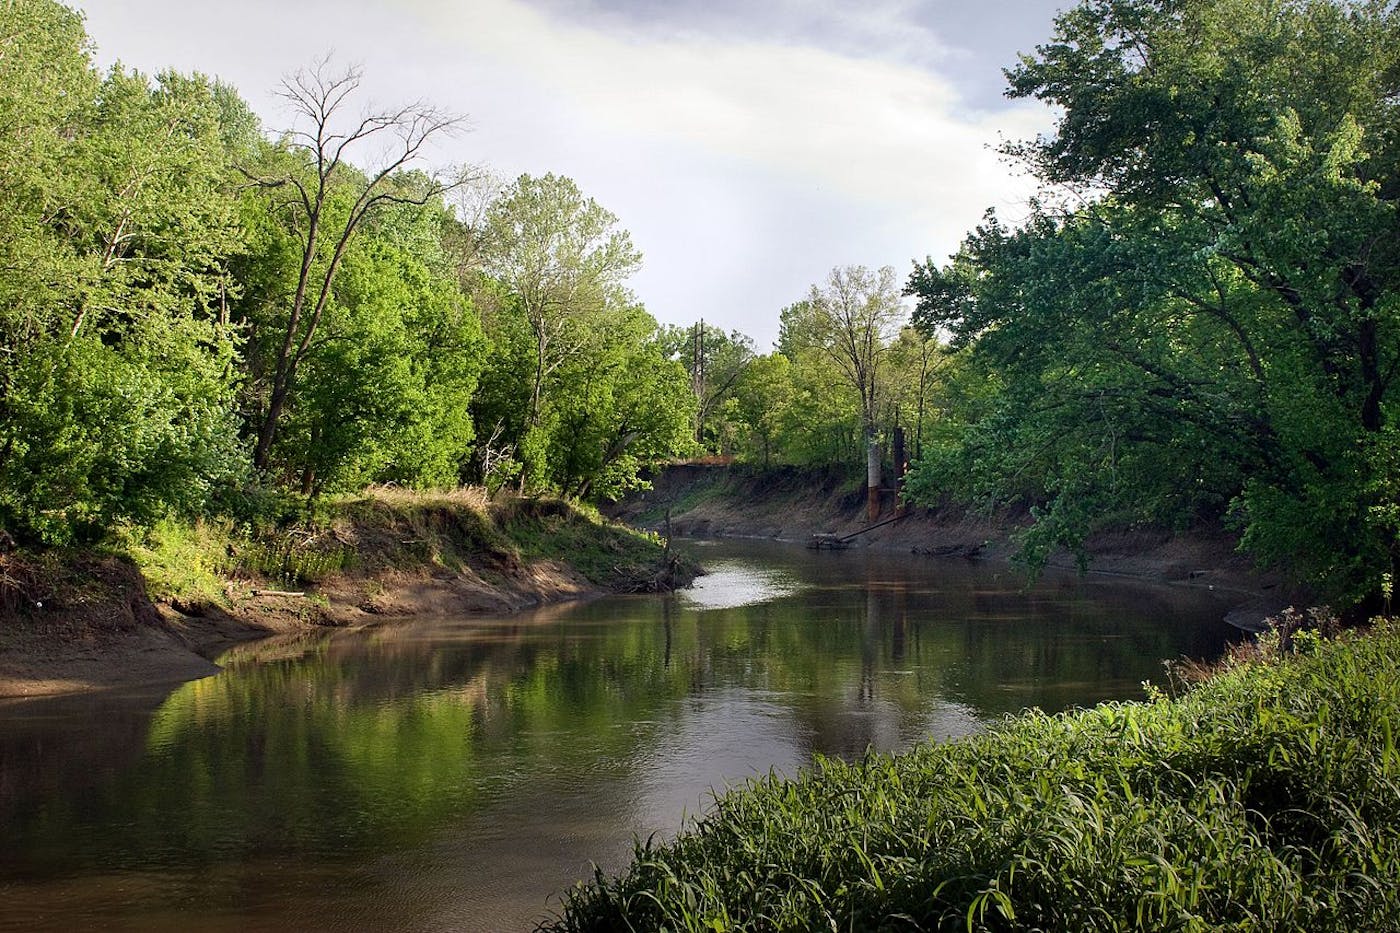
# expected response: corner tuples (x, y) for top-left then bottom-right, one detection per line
(0, 539), (1238, 931)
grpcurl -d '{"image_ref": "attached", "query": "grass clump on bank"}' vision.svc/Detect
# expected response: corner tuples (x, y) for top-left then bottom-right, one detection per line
(115, 486), (690, 606)
(545, 625), (1400, 932)
(498, 497), (692, 592)
(115, 514), (353, 604)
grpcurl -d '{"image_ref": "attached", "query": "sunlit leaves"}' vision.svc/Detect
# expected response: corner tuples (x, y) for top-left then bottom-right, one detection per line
(0, 5), (248, 542)
(906, 0), (1400, 599)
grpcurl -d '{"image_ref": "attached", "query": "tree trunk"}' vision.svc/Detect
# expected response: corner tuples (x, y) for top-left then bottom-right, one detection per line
(1358, 316), (1384, 434)
(866, 431), (881, 521)
(529, 341), (546, 429)
(892, 425), (906, 510)
(253, 379), (290, 471)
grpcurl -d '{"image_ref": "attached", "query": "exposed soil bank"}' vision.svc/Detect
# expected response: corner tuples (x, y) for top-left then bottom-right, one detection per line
(0, 492), (693, 699)
(609, 463), (1295, 621)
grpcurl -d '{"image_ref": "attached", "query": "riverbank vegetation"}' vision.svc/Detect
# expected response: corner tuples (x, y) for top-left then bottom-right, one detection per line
(0, 486), (690, 696)
(545, 620), (1400, 931)
(0, 1), (693, 597)
(664, 0), (1400, 611)
(118, 487), (685, 609)
(3, 0), (1397, 614)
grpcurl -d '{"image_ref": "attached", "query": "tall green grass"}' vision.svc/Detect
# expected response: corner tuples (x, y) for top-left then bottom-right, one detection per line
(118, 488), (686, 605)
(544, 625), (1400, 931)
(119, 517), (351, 602)
(116, 518), (234, 604)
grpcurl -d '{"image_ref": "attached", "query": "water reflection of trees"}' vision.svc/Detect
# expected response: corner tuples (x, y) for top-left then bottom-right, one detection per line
(0, 554), (1235, 886)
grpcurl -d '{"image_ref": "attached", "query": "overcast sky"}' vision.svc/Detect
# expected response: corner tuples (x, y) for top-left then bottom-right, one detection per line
(78, 0), (1065, 349)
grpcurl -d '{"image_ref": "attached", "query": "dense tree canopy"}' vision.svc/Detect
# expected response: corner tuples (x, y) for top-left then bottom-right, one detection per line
(658, 322), (754, 448)
(0, 0), (696, 546)
(906, 0), (1400, 601)
(471, 173), (688, 495)
(478, 173), (643, 475)
(0, 5), (248, 543)
(5, 0), (1396, 609)
(241, 59), (464, 474)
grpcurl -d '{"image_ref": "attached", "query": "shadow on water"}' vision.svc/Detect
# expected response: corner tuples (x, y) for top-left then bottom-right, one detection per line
(0, 539), (1240, 931)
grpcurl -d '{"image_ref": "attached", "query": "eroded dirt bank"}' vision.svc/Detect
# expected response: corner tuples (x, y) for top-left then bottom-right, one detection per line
(0, 493), (692, 699)
(609, 464), (1295, 620)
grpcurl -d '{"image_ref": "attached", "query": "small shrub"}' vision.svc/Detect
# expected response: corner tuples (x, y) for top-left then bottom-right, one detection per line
(118, 518), (232, 605)
(233, 530), (350, 588)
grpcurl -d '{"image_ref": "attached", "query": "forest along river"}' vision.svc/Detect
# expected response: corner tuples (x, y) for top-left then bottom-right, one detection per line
(0, 539), (1239, 932)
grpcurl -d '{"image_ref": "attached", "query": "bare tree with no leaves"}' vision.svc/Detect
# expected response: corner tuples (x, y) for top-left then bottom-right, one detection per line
(243, 57), (465, 472)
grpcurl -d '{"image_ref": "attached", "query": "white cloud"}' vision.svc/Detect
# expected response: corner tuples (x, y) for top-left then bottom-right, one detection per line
(79, 0), (1053, 347)
(419, 0), (1043, 205)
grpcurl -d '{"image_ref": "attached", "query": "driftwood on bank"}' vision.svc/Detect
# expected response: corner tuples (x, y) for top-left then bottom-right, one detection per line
(808, 510), (912, 550)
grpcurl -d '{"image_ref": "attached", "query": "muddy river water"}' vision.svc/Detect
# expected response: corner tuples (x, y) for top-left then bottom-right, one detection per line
(0, 540), (1239, 931)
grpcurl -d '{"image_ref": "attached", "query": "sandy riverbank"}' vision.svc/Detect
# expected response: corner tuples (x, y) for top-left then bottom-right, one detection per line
(0, 557), (608, 700)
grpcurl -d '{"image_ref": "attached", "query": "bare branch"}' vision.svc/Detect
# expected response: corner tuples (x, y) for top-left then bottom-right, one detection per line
(250, 54), (469, 472)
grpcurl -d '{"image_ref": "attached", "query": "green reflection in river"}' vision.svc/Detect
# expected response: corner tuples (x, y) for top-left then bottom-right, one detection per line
(0, 541), (1237, 930)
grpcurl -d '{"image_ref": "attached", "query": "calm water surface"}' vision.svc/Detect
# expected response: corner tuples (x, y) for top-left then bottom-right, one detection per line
(0, 540), (1238, 931)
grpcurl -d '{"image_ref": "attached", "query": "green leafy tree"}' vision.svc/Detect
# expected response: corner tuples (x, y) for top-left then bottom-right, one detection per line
(477, 173), (644, 489)
(466, 280), (535, 491)
(732, 353), (795, 468)
(884, 327), (947, 465)
(775, 346), (864, 469)
(0, 0), (95, 373)
(241, 58), (463, 473)
(782, 266), (906, 508)
(909, 209), (1258, 564)
(551, 308), (696, 499)
(659, 322), (755, 451)
(480, 173), (641, 477)
(908, 0), (1400, 599)
(0, 5), (250, 542)
(275, 199), (485, 494)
